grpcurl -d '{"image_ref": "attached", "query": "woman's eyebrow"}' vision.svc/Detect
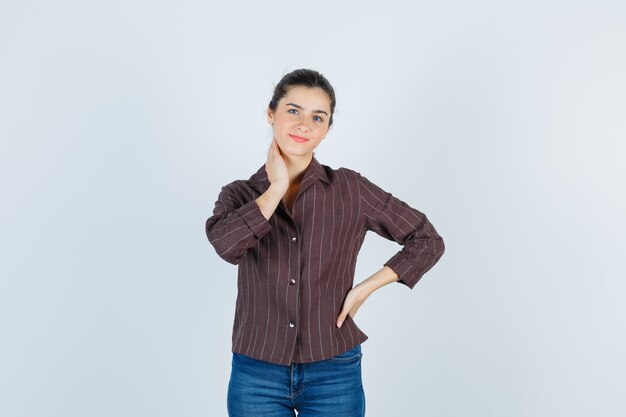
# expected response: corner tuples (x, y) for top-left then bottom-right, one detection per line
(285, 102), (328, 116)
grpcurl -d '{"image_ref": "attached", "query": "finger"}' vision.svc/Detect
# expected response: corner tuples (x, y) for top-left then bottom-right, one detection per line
(273, 138), (284, 155)
(336, 309), (348, 328)
(269, 140), (278, 159)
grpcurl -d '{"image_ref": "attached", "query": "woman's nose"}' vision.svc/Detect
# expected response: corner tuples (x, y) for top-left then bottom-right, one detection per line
(297, 118), (311, 131)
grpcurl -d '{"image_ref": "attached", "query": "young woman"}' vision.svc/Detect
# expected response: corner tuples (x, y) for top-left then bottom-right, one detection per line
(206, 69), (445, 417)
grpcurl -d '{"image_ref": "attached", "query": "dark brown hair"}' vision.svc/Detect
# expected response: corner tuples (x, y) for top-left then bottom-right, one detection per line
(269, 68), (336, 128)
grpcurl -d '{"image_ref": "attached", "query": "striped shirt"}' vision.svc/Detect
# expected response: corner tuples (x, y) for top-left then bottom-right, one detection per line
(205, 155), (445, 365)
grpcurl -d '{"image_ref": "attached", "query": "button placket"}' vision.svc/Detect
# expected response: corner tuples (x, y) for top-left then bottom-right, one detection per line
(287, 225), (300, 343)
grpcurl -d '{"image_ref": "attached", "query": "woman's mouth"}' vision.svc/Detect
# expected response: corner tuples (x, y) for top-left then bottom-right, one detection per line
(288, 134), (309, 143)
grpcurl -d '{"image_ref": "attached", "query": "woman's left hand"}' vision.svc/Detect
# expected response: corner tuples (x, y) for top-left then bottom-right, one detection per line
(336, 283), (371, 328)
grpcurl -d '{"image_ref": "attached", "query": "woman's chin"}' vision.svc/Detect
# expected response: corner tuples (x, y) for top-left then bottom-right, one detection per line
(276, 142), (311, 156)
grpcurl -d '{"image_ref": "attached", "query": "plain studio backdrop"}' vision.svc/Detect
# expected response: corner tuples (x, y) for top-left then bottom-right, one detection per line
(1, 1), (625, 416)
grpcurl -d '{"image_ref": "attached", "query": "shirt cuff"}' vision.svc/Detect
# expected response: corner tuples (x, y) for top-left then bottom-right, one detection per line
(384, 252), (421, 290)
(239, 199), (273, 239)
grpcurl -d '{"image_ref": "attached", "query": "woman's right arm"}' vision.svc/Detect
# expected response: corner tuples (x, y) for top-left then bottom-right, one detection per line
(206, 183), (283, 265)
(205, 138), (289, 264)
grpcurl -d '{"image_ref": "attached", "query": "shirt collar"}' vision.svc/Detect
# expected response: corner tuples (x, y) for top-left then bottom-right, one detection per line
(249, 154), (330, 192)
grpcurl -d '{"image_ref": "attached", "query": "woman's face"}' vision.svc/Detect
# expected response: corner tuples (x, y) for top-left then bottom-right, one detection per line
(267, 86), (331, 159)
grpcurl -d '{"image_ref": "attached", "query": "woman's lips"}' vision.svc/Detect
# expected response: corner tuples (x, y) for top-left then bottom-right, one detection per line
(289, 134), (309, 143)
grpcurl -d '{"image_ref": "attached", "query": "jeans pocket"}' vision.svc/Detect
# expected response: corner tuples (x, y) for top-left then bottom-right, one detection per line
(328, 344), (362, 362)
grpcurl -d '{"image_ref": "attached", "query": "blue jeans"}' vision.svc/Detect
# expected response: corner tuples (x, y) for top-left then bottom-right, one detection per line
(227, 344), (366, 417)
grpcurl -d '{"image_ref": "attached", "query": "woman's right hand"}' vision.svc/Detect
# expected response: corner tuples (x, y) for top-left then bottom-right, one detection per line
(255, 138), (289, 220)
(266, 137), (289, 188)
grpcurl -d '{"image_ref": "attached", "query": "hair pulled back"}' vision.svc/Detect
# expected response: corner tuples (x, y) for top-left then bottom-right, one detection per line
(269, 68), (336, 128)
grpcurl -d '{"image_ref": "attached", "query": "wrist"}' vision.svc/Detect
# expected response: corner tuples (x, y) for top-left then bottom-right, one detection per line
(355, 277), (378, 298)
(268, 181), (289, 194)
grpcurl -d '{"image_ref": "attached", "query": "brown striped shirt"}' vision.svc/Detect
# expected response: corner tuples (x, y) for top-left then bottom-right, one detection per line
(205, 155), (445, 365)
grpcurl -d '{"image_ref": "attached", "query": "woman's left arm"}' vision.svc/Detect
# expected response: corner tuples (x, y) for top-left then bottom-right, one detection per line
(336, 266), (400, 327)
(336, 172), (445, 327)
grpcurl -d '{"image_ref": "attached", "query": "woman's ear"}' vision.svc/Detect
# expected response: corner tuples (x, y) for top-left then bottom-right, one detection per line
(266, 108), (274, 125)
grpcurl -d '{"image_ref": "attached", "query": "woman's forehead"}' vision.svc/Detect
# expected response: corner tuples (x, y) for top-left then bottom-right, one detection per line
(281, 86), (331, 111)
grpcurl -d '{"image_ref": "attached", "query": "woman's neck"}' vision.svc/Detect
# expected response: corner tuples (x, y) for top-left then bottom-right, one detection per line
(283, 152), (314, 184)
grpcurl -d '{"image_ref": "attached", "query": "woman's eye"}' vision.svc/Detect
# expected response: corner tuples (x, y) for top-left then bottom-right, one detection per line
(314, 116), (324, 122)
(288, 109), (298, 114)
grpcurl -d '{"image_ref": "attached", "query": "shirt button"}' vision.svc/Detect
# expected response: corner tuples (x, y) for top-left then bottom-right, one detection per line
(289, 278), (296, 285)
(289, 321), (295, 328)
(291, 236), (297, 243)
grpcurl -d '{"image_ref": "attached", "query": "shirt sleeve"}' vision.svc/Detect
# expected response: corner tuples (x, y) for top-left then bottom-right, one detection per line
(356, 172), (445, 289)
(205, 181), (273, 265)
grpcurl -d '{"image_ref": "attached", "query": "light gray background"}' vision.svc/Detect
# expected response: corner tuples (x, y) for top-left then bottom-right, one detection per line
(1, 1), (625, 416)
